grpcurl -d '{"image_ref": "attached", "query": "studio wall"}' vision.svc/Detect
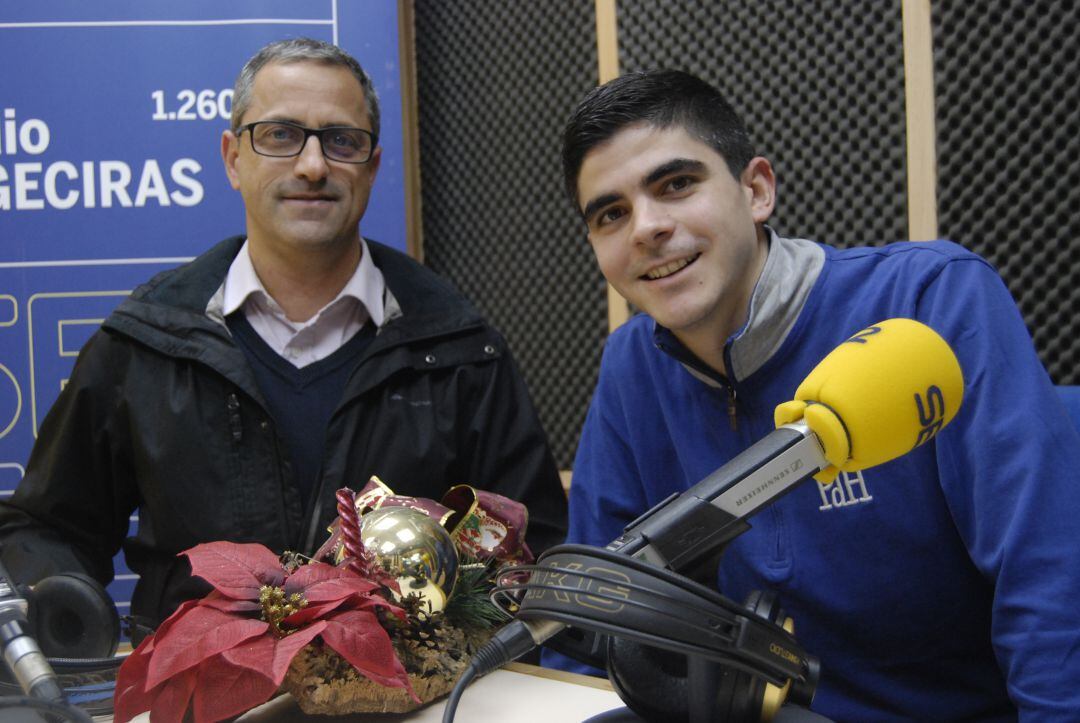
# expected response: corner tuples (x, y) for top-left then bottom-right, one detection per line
(932, 0), (1080, 383)
(414, 1), (606, 470)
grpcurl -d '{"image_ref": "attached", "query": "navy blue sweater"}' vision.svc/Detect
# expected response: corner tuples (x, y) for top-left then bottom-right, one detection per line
(227, 313), (375, 503)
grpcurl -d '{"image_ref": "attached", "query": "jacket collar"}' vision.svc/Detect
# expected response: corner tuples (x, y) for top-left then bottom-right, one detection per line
(111, 235), (482, 344)
(653, 227), (825, 385)
(103, 236), (487, 409)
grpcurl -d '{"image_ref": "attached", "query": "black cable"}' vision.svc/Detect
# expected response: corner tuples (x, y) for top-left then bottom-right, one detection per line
(0, 655), (121, 717)
(442, 616), (544, 723)
(0, 679), (114, 715)
(47, 656), (123, 671)
(0, 694), (94, 722)
(441, 662), (476, 723)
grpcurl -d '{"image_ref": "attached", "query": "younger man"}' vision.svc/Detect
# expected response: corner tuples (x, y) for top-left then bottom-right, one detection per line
(553, 70), (1080, 720)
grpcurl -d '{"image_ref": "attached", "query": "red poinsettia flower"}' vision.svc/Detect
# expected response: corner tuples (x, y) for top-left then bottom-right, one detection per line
(114, 541), (418, 722)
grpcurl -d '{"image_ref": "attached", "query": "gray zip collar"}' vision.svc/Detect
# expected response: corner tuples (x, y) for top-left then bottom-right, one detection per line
(727, 227), (824, 381)
(659, 227), (824, 386)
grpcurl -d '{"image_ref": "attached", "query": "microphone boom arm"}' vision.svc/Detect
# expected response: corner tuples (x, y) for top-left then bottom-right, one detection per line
(609, 421), (828, 575)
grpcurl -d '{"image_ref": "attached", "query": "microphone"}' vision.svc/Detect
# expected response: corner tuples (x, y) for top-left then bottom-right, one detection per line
(443, 319), (965, 721)
(609, 317), (964, 572)
(0, 560), (65, 703)
(773, 317), (964, 482)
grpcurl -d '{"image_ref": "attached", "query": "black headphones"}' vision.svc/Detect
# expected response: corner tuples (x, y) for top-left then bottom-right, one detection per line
(495, 545), (819, 723)
(0, 572), (121, 719)
(605, 589), (816, 722)
(24, 572), (120, 660)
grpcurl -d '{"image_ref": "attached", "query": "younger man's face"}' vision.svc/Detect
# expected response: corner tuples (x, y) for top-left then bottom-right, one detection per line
(577, 123), (775, 346)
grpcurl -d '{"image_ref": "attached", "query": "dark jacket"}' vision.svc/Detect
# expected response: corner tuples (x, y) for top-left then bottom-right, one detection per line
(0, 236), (567, 628)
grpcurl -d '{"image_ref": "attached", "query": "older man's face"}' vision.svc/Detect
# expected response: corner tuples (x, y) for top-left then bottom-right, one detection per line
(222, 61), (380, 257)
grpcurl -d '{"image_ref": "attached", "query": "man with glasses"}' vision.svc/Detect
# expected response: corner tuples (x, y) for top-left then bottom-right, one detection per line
(0, 38), (567, 640)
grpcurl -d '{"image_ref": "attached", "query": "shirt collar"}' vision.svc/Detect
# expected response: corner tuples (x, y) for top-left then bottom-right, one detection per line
(346, 237), (387, 327)
(222, 238), (387, 327)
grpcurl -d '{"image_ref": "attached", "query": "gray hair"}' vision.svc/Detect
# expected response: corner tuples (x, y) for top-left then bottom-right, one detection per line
(230, 37), (380, 139)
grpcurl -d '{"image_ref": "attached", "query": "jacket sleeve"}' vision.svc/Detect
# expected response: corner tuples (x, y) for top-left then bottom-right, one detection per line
(460, 334), (568, 556)
(565, 349), (651, 550)
(918, 255), (1080, 719)
(0, 330), (136, 587)
(541, 332), (649, 676)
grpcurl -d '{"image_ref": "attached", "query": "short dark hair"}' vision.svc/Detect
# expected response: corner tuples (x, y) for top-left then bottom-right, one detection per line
(561, 70), (754, 209)
(231, 37), (380, 140)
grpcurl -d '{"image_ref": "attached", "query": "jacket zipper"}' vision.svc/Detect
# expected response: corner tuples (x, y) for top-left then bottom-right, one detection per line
(226, 393), (242, 442)
(723, 349), (788, 569)
(726, 384), (738, 432)
(723, 343), (738, 432)
(227, 390), (299, 546)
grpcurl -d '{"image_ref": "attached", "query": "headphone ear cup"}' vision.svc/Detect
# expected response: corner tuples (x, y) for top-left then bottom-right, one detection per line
(27, 573), (120, 659)
(607, 637), (768, 723)
(741, 590), (790, 722)
(607, 637), (687, 721)
(726, 666), (765, 722)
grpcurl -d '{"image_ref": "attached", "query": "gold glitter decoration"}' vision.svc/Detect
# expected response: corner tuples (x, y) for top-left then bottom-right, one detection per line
(259, 585), (308, 637)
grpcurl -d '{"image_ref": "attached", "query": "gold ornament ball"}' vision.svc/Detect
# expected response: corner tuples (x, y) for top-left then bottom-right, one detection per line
(359, 506), (459, 612)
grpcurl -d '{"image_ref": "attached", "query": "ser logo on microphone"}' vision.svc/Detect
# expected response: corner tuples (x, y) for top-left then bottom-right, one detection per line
(914, 385), (946, 447)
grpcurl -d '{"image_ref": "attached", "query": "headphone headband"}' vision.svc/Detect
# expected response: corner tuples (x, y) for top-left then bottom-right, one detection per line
(494, 544), (813, 687)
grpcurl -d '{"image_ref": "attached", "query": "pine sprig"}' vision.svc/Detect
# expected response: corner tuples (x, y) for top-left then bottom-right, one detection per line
(444, 558), (510, 631)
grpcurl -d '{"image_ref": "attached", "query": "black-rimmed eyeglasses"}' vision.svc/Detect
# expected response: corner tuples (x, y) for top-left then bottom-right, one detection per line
(236, 121), (378, 164)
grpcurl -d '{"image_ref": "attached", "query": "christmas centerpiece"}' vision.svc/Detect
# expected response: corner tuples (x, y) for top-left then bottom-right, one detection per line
(113, 476), (533, 722)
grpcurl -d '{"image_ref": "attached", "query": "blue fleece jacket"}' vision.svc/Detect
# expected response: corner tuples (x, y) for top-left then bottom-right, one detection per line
(550, 235), (1080, 721)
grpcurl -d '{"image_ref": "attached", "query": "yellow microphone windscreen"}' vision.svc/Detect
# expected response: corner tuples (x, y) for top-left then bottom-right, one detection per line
(774, 319), (964, 474)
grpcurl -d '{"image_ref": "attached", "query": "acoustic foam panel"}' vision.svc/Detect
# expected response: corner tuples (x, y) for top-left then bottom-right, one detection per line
(415, 0), (607, 468)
